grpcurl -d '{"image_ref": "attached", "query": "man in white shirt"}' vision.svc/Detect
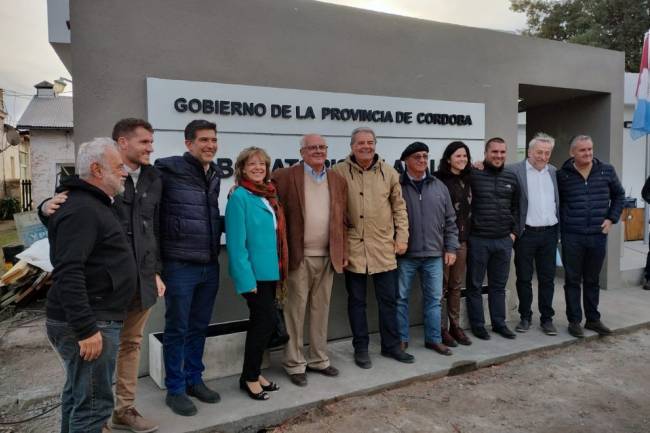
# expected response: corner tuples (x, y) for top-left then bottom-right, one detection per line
(507, 133), (560, 336)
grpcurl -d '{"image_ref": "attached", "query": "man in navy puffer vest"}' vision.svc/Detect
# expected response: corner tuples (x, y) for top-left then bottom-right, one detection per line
(557, 135), (624, 338)
(155, 120), (222, 416)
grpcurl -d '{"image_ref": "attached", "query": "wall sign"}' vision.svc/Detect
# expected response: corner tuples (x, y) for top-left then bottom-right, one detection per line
(146, 77), (486, 210)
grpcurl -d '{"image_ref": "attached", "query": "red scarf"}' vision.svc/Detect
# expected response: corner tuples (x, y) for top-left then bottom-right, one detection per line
(239, 178), (289, 284)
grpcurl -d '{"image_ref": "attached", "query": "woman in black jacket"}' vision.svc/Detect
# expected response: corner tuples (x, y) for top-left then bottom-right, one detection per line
(435, 141), (473, 347)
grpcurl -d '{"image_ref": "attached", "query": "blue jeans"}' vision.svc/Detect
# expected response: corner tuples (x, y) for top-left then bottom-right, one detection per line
(46, 318), (121, 433)
(396, 257), (443, 344)
(561, 233), (607, 323)
(162, 260), (219, 394)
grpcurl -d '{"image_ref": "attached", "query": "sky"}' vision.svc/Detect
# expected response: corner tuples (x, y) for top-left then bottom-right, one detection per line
(0, 0), (526, 126)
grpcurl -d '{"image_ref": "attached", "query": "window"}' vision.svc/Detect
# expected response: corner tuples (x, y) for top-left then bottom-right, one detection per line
(19, 149), (28, 179)
(56, 164), (76, 186)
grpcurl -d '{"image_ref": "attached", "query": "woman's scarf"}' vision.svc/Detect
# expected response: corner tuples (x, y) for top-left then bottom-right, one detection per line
(239, 178), (289, 296)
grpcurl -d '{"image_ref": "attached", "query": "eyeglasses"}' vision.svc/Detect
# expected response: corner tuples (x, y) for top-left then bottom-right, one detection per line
(410, 154), (429, 160)
(303, 144), (328, 152)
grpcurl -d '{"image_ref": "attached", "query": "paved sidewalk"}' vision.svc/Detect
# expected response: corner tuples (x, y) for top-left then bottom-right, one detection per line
(134, 286), (650, 433)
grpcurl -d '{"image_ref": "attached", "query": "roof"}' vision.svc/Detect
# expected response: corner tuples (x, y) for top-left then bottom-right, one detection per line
(16, 95), (73, 130)
(34, 81), (54, 89)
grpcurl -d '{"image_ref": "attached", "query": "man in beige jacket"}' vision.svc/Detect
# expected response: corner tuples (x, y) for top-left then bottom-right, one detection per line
(332, 127), (414, 369)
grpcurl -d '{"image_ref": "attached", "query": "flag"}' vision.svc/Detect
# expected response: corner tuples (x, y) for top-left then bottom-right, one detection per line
(631, 30), (650, 140)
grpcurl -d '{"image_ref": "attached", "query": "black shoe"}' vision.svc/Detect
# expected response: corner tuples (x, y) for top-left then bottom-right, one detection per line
(471, 326), (491, 340)
(186, 381), (220, 403)
(515, 319), (530, 333)
(261, 381), (280, 392)
(289, 373), (308, 387)
(165, 392), (197, 416)
(354, 351), (372, 369)
(540, 322), (558, 336)
(239, 379), (269, 401)
(585, 320), (613, 336)
(306, 365), (340, 377)
(493, 326), (516, 339)
(644, 280), (650, 290)
(381, 349), (415, 364)
(568, 322), (584, 338)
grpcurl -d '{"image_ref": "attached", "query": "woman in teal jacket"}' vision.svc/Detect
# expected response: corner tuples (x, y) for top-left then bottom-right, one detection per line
(226, 146), (288, 401)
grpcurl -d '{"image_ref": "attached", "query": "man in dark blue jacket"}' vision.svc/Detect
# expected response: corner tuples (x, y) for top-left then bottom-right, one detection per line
(155, 119), (222, 416)
(557, 135), (624, 338)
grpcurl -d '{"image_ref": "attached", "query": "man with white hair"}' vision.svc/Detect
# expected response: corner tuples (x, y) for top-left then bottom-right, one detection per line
(45, 138), (136, 433)
(507, 133), (560, 336)
(272, 134), (348, 387)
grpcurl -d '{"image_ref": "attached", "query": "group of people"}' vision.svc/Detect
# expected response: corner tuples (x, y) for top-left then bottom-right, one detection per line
(41, 117), (625, 433)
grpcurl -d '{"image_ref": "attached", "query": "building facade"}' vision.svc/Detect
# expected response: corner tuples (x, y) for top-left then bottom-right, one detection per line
(48, 0), (626, 374)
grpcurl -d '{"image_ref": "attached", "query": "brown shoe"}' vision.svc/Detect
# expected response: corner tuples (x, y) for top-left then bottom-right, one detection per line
(442, 329), (458, 347)
(112, 407), (159, 433)
(306, 365), (340, 377)
(289, 373), (308, 387)
(424, 341), (453, 356)
(451, 327), (472, 346)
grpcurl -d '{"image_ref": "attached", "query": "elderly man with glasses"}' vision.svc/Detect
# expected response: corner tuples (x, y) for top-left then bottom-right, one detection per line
(272, 134), (348, 387)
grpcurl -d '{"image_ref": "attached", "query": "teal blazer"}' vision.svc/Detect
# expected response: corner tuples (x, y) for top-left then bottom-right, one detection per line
(225, 186), (280, 294)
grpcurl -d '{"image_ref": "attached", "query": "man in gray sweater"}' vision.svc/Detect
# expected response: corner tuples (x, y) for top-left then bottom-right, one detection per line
(396, 142), (459, 355)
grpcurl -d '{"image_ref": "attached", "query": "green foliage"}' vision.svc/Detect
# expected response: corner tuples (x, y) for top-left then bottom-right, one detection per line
(0, 197), (20, 220)
(511, 0), (650, 72)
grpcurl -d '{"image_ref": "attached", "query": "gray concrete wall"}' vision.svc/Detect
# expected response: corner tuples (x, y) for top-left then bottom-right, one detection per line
(68, 0), (625, 374)
(526, 93), (623, 289)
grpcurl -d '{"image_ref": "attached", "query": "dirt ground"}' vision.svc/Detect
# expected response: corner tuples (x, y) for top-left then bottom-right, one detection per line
(268, 328), (650, 433)
(2, 326), (650, 433)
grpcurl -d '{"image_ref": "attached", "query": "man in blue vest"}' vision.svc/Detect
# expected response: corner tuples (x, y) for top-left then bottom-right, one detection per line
(155, 119), (222, 416)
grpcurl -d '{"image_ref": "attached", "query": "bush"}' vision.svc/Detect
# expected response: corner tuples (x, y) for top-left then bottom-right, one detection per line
(0, 197), (21, 220)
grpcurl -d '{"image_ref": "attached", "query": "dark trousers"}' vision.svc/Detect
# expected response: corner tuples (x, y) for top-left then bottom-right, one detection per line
(465, 235), (512, 329)
(162, 260), (219, 394)
(344, 269), (400, 353)
(241, 281), (277, 382)
(46, 318), (121, 433)
(645, 242), (650, 281)
(561, 232), (607, 323)
(514, 227), (557, 324)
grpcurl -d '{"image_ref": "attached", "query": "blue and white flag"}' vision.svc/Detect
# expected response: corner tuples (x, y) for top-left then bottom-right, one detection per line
(631, 31), (650, 140)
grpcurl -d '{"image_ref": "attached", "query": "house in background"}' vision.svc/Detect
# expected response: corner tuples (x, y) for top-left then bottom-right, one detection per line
(17, 81), (73, 207)
(0, 89), (31, 210)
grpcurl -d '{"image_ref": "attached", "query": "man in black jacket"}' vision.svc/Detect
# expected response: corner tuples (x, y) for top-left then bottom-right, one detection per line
(466, 137), (520, 340)
(43, 119), (164, 432)
(155, 119), (222, 416)
(641, 176), (650, 290)
(46, 137), (136, 433)
(557, 135), (624, 337)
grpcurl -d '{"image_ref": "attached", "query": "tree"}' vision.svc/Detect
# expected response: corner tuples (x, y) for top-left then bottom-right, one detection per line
(511, 0), (650, 72)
